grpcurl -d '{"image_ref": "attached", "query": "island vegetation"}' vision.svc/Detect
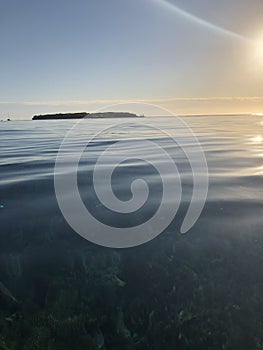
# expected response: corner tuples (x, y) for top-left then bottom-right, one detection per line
(32, 112), (141, 120)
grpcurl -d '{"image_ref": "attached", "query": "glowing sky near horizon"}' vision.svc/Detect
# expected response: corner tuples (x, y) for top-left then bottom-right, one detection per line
(1, 0), (263, 119)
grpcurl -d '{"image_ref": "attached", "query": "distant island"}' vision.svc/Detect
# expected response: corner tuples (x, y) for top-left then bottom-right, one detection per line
(32, 112), (142, 120)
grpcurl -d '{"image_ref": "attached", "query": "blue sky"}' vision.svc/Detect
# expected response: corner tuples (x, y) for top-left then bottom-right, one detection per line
(1, 0), (263, 118)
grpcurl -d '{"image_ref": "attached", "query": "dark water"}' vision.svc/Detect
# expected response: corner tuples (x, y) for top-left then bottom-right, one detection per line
(0, 115), (263, 349)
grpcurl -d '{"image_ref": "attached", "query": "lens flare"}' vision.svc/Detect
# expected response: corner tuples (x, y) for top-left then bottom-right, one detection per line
(152, 0), (252, 44)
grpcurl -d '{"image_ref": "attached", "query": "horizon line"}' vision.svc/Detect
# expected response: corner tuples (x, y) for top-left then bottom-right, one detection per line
(1, 96), (263, 107)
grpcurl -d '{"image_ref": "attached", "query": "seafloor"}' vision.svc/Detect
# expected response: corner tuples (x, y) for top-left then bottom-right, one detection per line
(1, 224), (263, 350)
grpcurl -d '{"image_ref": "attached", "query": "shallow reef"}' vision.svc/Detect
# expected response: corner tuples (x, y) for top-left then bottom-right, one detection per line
(1, 226), (263, 350)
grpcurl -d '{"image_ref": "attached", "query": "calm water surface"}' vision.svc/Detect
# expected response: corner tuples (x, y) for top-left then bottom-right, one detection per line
(0, 115), (263, 349)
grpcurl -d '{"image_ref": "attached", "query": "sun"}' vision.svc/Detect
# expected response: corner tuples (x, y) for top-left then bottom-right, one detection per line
(251, 39), (263, 65)
(256, 39), (263, 55)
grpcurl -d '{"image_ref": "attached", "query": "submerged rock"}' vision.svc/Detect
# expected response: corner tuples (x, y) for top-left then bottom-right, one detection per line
(0, 281), (17, 303)
(94, 329), (105, 350)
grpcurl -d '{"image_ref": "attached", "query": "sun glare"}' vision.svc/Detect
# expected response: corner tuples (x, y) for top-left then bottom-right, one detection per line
(251, 135), (263, 143)
(256, 39), (263, 56)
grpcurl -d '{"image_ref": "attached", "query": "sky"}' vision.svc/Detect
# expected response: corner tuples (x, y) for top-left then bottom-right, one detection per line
(1, 0), (263, 119)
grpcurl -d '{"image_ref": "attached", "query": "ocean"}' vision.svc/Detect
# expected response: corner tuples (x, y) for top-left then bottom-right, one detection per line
(0, 115), (263, 349)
